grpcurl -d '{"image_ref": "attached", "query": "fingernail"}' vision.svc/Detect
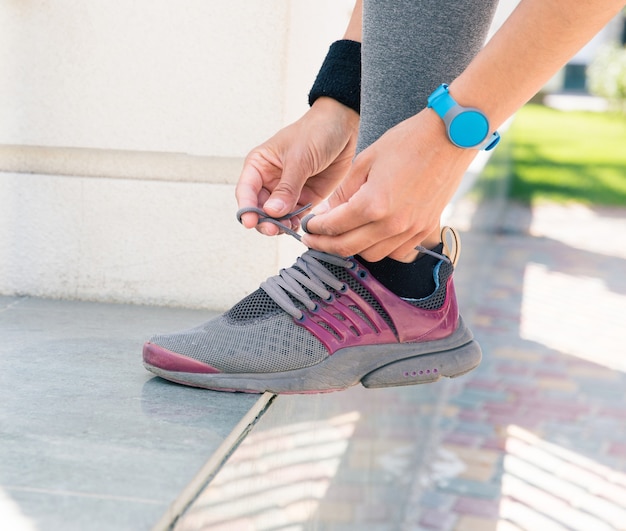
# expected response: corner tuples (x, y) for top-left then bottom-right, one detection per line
(264, 198), (285, 214)
(312, 200), (330, 215)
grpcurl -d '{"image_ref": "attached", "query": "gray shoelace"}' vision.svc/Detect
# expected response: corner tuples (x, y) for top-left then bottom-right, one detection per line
(236, 204), (311, 241)
(236, 205), (449, 319)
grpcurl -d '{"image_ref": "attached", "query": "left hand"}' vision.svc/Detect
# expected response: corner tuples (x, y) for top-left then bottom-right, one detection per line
(235, 97), (358, 236)
(301, 108), (478, 262)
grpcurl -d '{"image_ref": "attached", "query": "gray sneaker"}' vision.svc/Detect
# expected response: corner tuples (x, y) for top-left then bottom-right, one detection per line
(143, 208), (481, 394)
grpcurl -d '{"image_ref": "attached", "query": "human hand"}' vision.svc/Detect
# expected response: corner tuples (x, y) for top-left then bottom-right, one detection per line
(301, 108), (477, 261)
(235, 97), (359, 236)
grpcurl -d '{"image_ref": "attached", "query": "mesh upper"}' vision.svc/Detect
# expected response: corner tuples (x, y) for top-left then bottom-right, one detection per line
(406, 261), (453, 311)
(149, 254), (454, 373)
(150, 312), (329, 373)
(227, 289), (282, 321)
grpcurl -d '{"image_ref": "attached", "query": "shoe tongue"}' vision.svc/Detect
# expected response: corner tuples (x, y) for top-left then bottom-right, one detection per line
(226, 254), (349, 324)
(228, 250), (344, 323)
(226, 289), (282, 322)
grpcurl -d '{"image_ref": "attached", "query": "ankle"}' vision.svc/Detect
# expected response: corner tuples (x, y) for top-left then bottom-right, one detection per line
(357, 242), (444, 300)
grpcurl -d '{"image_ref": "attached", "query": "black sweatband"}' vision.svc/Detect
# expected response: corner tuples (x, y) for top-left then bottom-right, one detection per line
(308, 39), (361, 114)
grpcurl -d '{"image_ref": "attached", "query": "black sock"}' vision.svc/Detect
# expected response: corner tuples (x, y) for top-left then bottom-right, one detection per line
(356, 243), (444, 300)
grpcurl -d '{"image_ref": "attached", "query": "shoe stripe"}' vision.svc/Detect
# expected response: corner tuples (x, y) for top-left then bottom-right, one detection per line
(296, 274), (399, 354)
(143, 343), (221, 374)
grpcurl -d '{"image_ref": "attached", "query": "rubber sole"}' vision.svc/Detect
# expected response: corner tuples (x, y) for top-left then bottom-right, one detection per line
(143, 317), (481, 394)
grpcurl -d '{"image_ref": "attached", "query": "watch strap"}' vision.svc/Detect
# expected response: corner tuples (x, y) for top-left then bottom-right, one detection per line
(427, 83), (455, 119)
(477, 131), (500, 151)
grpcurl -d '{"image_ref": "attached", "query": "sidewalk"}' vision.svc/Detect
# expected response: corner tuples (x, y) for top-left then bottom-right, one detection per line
(174, 202), (626, 531)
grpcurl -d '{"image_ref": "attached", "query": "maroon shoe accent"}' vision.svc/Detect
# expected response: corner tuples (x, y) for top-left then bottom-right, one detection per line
(143, 342), (221, 374)
(356, 269), (459, 343)
(296, 290), (398, 353)
(296, 261), (459, 354)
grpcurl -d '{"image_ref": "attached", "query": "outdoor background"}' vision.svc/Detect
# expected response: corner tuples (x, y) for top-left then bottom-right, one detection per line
(2, 3), (626, 531)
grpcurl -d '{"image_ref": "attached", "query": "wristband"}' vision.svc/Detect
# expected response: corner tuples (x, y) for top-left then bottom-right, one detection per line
(308, 40), (361, 114)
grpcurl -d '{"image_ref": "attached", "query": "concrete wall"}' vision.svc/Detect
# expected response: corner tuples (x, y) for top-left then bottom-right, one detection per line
(0, 0), (354, 309)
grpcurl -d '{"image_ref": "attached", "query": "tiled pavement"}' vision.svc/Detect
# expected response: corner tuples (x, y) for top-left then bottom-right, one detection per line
(175, 202), (626, 531)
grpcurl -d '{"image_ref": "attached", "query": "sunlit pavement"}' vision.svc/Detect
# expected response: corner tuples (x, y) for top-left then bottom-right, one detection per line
(176, 202), (626, 531)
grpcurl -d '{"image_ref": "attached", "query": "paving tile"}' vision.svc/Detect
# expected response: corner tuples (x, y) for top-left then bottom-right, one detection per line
(442, 432), (484, 448)
(315, 501), (354, 523)
(607, 442), (626, 458)
(453, 421), (496, 437)
(419, 508), (457, 530)
(419, 491), (457, 510)
(454, 515), (499, 531)
(437, 478), (502, 499)
(453, 496), (501, 519)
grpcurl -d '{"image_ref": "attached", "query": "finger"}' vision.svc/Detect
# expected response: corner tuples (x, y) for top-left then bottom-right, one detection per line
(304, 154), (373, 236)
(255, 194), (308, 237)
(256, 188), (284, 236)
(263, 157), (311, 218)
(235, 163), (265, 229)
(303, 221), (430, 261)
(358, 230), (431, 263)
(303, 181), (386, 240)
(301, 205), (396, 257)
(257, 200), (306, 237)
(322, 150), (370, 212)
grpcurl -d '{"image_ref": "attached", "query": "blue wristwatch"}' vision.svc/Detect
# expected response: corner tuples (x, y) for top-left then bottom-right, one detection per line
(427, 84), (500, 151)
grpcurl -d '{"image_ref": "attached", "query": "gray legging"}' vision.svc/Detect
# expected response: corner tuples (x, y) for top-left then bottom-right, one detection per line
(357, 0), (500, 153)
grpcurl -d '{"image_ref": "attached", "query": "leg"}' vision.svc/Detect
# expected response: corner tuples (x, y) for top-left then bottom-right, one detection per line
(358, 0), (500, 152)
(353, 0), (499, 298)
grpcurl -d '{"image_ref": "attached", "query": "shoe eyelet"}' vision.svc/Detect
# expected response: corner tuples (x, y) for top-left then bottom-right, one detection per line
(348, 261), (357, 270)
(357, 270), (367, 279)
(340, 284), (348, 293)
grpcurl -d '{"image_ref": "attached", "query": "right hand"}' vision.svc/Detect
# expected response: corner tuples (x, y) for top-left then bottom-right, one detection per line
(235, 97), (359, 235)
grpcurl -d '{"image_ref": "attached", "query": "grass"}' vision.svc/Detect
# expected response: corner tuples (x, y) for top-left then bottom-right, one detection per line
(509, 103), (626, 206)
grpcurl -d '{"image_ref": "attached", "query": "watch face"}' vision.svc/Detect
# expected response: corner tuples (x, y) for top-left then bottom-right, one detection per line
(449, 110), (489, 148)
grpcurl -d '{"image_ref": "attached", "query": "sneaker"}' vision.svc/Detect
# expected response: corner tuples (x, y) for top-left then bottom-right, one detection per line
(142, 208), (481, 394)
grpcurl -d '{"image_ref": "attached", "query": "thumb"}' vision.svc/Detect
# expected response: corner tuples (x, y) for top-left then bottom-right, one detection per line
(323, 152), (370, 211)
(263, 159), (311, 217)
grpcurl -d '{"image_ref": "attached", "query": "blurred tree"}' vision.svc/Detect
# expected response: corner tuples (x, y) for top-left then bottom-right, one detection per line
(588, 12), (626, 114)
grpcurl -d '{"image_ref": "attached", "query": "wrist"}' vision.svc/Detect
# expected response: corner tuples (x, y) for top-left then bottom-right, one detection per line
(420, 109), (470, 147)
(407, 109), (478, 164)
(311, 96), (359, 128)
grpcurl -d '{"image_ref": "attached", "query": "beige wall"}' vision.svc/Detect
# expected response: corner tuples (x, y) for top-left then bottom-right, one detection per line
(0, 1), (354, 309)
(0, 1), (353, 154)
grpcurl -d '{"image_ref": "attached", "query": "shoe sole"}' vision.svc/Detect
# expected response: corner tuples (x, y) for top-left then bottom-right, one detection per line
(143, 317), (481, 394)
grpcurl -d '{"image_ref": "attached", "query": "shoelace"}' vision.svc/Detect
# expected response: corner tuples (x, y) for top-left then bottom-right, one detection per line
(236, 204), (311, 241)
(236, 205), (450, 319)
